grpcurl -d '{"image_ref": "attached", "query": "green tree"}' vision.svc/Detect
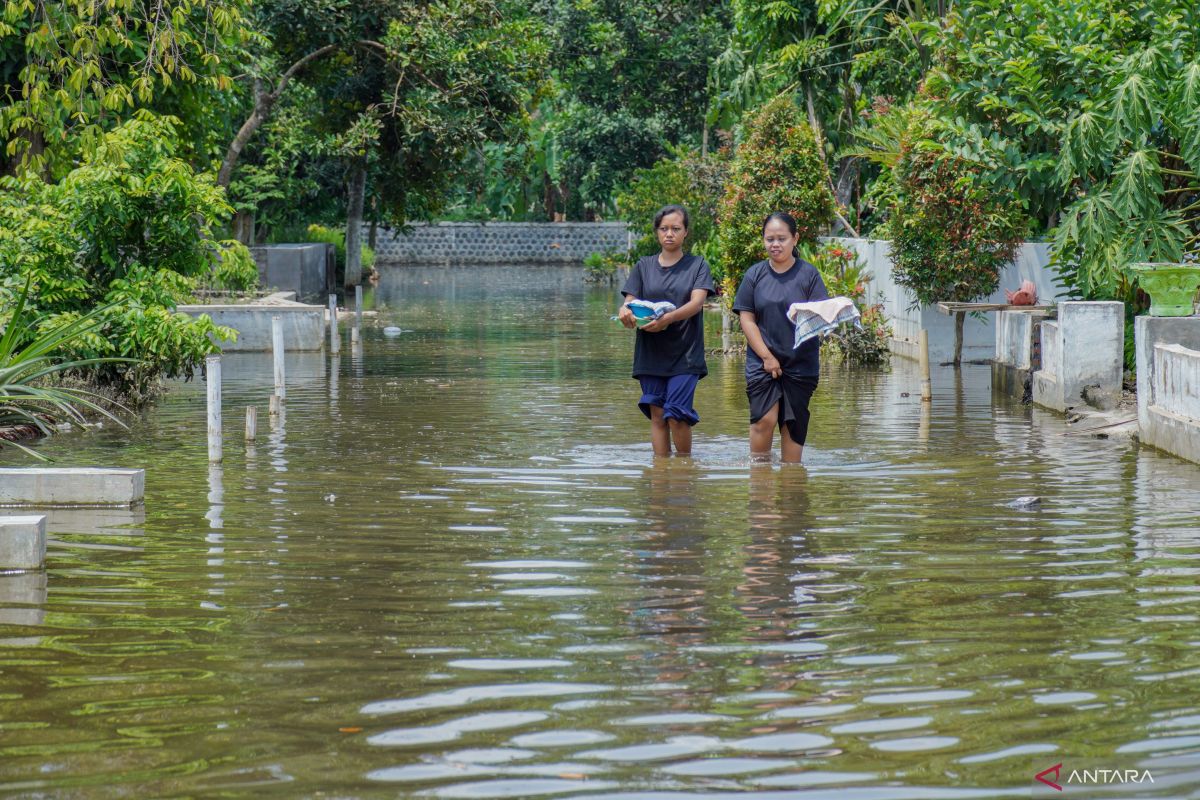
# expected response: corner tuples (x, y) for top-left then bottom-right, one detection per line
(883, 123), (1027, 364)
(717, 95), (834, 297)
(0, 0), (248, 178)
(0, 115), (254, 400)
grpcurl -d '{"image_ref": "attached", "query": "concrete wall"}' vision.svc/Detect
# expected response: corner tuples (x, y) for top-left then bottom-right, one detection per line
(1136, 315), (1200, 464)
(992, 309), (1052, 401)
(250, 243), (335, 302)
(177, 303), (325, 352)
(1032, 301), (1124, 412)
(372, 222), (630, 264)
(0, 468), (145, 507)
(832, 238), (1065, 363)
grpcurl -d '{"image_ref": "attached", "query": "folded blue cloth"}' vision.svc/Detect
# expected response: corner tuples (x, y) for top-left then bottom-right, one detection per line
(612, 299), (677, 327)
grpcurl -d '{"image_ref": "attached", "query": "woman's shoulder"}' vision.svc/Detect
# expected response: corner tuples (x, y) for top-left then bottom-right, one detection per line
(742, 259), (770, 280)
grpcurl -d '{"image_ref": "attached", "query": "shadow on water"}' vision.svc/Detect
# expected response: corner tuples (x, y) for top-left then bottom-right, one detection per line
(1, 264), (1199, 797)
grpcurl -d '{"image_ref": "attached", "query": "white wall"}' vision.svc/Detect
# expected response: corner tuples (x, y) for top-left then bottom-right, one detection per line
(825, 238), (1066, 363)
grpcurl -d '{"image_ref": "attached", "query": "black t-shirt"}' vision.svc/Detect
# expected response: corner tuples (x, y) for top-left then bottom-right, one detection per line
(732, 258), (829, 377)
(621, 254), (715, 378)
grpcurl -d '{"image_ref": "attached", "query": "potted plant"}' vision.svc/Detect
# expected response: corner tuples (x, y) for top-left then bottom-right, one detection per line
(1130, 262), (1200, 317)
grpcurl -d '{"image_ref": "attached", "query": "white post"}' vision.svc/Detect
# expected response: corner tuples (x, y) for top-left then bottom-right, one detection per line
(919, 329), (932, 402)
(328, 294), (340, 354)
(269, 394), (281, 417)
(271, 315), (285, 401)
(353, 285), (363, 344)
(206, 354), (222, 463)
(244, 406), (257, 441)
(721, 307), (732, 352)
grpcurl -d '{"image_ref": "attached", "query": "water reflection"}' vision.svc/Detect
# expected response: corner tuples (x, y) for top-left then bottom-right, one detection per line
(0, 266), (1197, 797)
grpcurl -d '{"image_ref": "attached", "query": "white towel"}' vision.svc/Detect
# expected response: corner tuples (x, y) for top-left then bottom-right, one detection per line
(787, 297), (861, 348)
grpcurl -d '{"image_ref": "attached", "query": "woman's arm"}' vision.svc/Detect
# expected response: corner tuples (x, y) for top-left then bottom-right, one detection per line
(640, 289), (707, 332)
(739, 311), (782, 378)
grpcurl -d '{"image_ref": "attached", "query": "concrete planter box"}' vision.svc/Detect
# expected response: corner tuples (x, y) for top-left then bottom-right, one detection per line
(1032, 301), (1124, 412)
(1131, 262), (1200, 317)
(992, 308), (1053, 401)
(176, 303), (324, 352)
(0, 515), (46, 569)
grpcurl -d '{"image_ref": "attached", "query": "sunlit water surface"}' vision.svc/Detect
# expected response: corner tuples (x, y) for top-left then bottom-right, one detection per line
(2, 265), (1199, 798)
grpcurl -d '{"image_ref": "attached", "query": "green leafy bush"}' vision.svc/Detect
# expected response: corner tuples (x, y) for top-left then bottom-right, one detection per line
(583, 250), (628, 284)
(717, 96), (834, 298)
(305, 224), (376, 276)
(616, 146), (730, 279)
(804, 242), (891, 366)
(884, 145), (1027, 308)
(0, 114), (252, 401)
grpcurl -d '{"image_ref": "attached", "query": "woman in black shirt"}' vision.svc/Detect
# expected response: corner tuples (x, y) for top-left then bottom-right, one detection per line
(618, 205), (715, 457)
(732, 212), (828, 463)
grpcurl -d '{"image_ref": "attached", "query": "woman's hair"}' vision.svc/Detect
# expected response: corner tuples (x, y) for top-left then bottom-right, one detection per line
(762, 211), (800, 258)
(654, 204), (690, 231)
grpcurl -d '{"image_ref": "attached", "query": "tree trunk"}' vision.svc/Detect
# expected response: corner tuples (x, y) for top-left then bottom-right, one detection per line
(953, 311), (966, 366)
(218, 79), (275, 188)
(233, 210), (256, 245)
(344, 160), (368, 290)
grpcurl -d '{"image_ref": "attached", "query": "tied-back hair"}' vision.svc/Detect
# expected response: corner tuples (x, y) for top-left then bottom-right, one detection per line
(762, 211), (800, 259)
(654, 204), (691, 231)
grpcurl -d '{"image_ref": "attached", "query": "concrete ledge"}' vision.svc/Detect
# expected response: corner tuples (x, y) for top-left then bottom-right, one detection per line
(993, 309), (1052, 401)
(1137, 315), (1200, 464)
(0, 516), (46, 569)
(1033, 302), (1123, 412)
(176, 303), (324, 352)
(0, 468), (145, 507)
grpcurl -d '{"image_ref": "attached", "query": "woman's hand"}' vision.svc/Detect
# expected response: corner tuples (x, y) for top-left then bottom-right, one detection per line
(762, 354), (782, 379)
(617, 304), (637, 329)
(640, 312), (673, 333)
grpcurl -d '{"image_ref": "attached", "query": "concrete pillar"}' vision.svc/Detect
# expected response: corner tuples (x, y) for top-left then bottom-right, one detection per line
(1032, 301), (1124, 412)
(0, 516), (46, 570)
(1136, 315), (1200, 464)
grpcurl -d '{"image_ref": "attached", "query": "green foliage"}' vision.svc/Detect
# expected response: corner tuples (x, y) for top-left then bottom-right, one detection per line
(717, 96), (834, 297)
(0, 115), (249, 400)
(0, 0), (248, 178)
(0, 280), (131, 459)
(883, 137), (1028, 307)
(616, 146), (731, 277)
(305, 224), (376, 275)
(803, 241), (891, 366)
(583, 250), (628, 284)
(924, 0), (1200, 302)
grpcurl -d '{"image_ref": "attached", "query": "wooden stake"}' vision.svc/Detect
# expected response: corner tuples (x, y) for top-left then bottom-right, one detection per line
(353, 284), (363, 344)
(244, 406), (257, 442)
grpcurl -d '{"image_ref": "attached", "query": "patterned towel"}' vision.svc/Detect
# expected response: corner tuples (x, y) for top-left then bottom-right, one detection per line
(787, 297), (861, 348)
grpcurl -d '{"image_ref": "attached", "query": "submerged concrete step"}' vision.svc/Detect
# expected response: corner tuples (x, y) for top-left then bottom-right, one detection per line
(0, 468), (145, 507)
(0, 515), (46, 569)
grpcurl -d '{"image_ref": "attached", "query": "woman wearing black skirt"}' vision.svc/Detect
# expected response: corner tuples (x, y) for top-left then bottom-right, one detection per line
(732, 212), (828, 463)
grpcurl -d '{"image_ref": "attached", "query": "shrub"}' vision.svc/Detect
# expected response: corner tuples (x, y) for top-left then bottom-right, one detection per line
(803, 242), (891, 366)
(616, 146), (730, 280)
(883, 135), (1027, 362)
(0, 114), (252, 401)
(717, 95), (835, 298)
(305, 224), (376, 277)
(583, 250), (628, 284)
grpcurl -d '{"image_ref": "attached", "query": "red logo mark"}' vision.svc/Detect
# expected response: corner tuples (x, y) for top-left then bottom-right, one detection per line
(1036, 763), (1064, 791)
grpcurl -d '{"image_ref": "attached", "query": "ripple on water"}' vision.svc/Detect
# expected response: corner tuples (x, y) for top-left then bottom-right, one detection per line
(447, 659), (572, 671)
(367, 711), (549, 746)
(361, 683), (610, 715)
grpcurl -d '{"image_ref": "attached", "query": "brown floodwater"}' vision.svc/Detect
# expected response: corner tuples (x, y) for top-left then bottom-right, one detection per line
(2, 265), (1199, 798)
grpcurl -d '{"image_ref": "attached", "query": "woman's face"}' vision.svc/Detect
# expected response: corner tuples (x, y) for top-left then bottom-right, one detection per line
(656, 212), (687, 252)
(763, 219), (798, 262)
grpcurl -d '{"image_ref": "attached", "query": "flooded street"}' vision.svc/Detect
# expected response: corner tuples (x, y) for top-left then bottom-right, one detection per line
(3, 265), (1200, 797)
